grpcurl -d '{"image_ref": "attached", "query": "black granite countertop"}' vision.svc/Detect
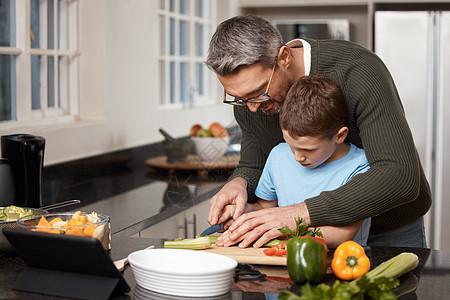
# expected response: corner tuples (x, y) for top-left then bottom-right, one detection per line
(79, 175), (227, 237)
(1, 237), (450, 299)
(41, 141), (237, 237)
(5, 139), (441, 299)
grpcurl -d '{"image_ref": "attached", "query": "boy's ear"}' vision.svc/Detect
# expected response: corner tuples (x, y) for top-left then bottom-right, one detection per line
(336, 127), (348, 143)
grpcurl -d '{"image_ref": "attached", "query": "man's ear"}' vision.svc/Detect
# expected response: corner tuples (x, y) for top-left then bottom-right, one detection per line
(336, 127), (348, 143)
(278, 45), (291, 68)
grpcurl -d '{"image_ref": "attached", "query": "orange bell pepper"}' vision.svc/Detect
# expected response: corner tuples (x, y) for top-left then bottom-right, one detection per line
(331, 240), (370, 280)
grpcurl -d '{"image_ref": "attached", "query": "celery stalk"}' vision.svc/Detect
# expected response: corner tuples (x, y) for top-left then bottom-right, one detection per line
(262, 239), (286, 248)
(196, 235), (218, 244)
(363, 252), (419, 281)
(350, 252), (419, 288)
(164, 236), (211, 250)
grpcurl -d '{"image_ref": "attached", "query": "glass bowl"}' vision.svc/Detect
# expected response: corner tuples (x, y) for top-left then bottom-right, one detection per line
(16, 212), (110, 250)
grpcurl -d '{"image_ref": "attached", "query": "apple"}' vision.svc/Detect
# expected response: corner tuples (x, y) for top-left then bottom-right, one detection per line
(209, 122), (229, 137)
(196, 129), (213, 137)
(190, 124), (203, 137)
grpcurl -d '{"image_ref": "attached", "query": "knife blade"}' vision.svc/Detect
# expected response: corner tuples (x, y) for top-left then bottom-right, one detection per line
(200, 222), (224, 236)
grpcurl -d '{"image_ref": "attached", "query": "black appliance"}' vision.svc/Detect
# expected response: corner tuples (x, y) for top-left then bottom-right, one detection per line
(0, 158), (16, 206)
(1, 134), (45, 208)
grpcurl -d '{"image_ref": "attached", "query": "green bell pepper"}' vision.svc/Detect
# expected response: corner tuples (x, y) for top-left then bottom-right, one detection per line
(287, 236), (327, 284)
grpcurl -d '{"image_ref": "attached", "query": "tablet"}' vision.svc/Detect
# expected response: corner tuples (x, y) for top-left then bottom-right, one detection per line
(3, 227), (130, 300)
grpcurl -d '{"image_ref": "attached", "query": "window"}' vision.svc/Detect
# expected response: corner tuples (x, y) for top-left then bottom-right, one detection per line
(158, 0), (216, 108)
(0, 0), (79, 125)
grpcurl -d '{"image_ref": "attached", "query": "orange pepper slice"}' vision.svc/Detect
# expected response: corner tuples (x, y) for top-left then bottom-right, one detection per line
(263, 242), (288, 256)
(37, 216), (51, 227)
(67, 218), (83, 226)
(49, 217), (63, 225)
(77, 215), (88, 224)
(66, 228), (85, 237)
(83, 226), (96, 237)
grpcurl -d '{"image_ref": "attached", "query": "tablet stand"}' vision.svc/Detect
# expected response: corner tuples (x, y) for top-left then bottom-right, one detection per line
(13, 267), (121, 300)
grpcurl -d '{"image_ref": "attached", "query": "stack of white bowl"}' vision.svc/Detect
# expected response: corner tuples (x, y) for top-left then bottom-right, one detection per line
(128, 249), (238, 297)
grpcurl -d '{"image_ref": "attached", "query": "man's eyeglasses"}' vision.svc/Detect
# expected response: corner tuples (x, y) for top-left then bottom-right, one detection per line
(223, 58), (277, 106)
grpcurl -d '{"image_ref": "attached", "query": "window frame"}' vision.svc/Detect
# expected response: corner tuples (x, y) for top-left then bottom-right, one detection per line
(0, 0), (79, 127)
(157, 0), (216, 110)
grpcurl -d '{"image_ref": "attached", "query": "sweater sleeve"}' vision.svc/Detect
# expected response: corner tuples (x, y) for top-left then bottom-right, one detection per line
(306, 41), (431, 233)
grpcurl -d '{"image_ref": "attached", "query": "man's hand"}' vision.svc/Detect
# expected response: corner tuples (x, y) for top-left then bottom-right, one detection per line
(207, 177), (248, 225)
(215, 203), (310, 248)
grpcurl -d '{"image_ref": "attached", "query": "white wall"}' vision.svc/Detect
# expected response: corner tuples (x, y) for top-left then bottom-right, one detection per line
(0, 0), (235, 166)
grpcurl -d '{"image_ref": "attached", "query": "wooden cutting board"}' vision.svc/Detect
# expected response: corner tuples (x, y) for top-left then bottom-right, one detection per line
(201, 245), (287, 266)
(145, 154), (239, 173)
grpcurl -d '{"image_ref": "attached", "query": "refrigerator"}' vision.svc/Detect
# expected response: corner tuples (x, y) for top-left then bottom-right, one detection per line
(374, 8), (450, 251)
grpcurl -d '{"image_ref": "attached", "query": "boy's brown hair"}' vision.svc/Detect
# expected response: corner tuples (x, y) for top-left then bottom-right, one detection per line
(280, 75), (346, 139)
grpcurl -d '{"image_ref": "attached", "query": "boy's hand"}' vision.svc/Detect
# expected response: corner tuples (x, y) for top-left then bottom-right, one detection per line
(215, 204), (236, 233)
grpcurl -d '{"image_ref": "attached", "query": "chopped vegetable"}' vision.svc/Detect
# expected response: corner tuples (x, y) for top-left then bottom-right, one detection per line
(164, 236), (211, 250)
(196, 235), (286, 249)
(0, 205), (34, 221)
(49, 217), (63, 225)
(331, 240), (370, 280)
(264, 242), (288, 256)
(287, 236), (327, 284)
(263, 248), (276, 256)
(196, 234), (219, 244)
(262, 239), (286, 248)
(30, 211), (103, 238)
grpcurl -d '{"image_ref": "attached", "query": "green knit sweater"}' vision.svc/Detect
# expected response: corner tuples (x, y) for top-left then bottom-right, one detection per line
(229, 38), (432, 235)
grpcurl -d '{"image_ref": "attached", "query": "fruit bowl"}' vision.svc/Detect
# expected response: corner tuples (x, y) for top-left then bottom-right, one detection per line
(191, 136), (230, 162)
(16, 212), (110, 250)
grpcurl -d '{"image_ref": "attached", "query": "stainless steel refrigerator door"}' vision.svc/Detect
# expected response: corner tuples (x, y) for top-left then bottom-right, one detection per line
(375, 11), (432, 176)
(437, 11), (450, 251)
(375, 10), (450, 251)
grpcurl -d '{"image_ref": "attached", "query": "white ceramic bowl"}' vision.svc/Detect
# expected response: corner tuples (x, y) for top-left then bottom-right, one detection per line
(191, 136), (230, 162)
(128, 248), (237, 297)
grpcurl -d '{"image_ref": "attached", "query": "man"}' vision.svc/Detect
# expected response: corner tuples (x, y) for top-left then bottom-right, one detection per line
(218, 75), (372, 249)
(205, 15), (431, 248)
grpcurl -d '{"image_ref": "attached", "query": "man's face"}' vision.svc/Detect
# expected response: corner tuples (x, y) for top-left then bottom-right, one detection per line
(282, 129), (339, 169)
(218, 63), (293, 114)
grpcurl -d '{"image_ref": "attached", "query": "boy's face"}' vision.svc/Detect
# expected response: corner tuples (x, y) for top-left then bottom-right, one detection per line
(282, 129), (340, 169)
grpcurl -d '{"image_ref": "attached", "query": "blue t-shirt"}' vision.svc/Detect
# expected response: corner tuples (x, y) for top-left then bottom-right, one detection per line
(255, 142), (371, 245)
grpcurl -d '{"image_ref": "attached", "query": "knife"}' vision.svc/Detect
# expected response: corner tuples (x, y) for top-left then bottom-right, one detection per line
(200, 222), (224, 236)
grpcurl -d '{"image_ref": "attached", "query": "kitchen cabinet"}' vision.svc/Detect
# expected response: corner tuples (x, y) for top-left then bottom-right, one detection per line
(134, 198), (211, 239)
(239, 0), (450, 50)
(240, 0), (367, 7)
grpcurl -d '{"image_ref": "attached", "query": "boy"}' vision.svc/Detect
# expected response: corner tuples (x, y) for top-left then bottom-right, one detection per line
(242, 75), (370, 247)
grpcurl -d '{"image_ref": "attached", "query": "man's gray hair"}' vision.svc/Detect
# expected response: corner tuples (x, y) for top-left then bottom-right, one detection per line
(206, 15), (284, 76)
